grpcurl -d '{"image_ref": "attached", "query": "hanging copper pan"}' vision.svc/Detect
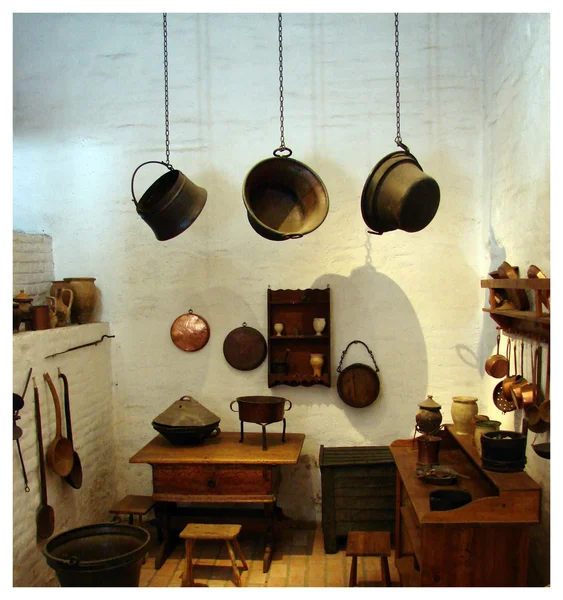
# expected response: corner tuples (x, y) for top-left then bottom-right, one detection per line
(170, 310), (210, 352)
(223, 322), (267, 371)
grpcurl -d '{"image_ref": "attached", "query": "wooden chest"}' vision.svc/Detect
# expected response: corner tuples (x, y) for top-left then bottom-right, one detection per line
(319, 445), (397, 553)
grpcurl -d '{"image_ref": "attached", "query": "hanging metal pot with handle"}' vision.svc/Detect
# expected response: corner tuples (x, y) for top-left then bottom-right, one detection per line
(243, 14), (329, 241)
(131, 14), (207, 241)
(336, 340), (381, 408)
(132, 161), (207, 241)
(243, 150), (329, 241)
(362, 14), (439, 236)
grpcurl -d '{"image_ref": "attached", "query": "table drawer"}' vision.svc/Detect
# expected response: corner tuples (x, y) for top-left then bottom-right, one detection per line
(153, 464), (276, 496)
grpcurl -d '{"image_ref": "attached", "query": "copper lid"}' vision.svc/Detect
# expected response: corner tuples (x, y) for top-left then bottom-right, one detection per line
(170, 310), (210, 352)
(153, 396), (220, 428)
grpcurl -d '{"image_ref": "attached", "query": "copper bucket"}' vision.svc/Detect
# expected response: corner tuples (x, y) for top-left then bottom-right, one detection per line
(243, 153), (329, 241)
(361, 150), (440, 235)
(131, 161), (207, 241)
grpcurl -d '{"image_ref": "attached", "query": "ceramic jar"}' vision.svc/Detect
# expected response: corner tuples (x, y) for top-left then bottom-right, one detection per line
(451, 396), (479, 435)
(313, 317), (326, 336)
(310, 353), (324, 377)
(13, 290), (34, 331)
(47, 288), (74, 327)
(63, 277), (97, 324)
(416, 395), (442, 435)
(473, 420), (501, 455)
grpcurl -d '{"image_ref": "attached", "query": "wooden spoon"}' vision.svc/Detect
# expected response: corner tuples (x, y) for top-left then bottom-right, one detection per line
(43, 372), (74, 478)
(34, 377), (55, 539)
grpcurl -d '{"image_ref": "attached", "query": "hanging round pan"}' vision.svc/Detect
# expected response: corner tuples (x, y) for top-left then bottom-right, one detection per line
(171, 309), (210, 352)
(223, 322), (267, 371)
(336, 340), (381, 408)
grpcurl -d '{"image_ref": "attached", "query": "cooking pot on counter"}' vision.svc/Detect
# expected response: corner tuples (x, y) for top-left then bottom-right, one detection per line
(152, 396), (220, 446)
(230, 396), (292, 451)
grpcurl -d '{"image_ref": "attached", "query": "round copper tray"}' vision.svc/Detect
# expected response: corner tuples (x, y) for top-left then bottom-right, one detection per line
(170, 310), (210, 352)
(497, 261), (530, 311)
(223, 323), (267, 371)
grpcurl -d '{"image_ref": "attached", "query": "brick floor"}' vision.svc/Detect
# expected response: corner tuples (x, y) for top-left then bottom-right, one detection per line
(139, 525), (400, 587)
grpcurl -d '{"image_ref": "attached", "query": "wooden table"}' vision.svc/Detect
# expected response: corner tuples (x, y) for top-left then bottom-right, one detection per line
(390, 426), (541, 586)
(130, 431), (305, 572)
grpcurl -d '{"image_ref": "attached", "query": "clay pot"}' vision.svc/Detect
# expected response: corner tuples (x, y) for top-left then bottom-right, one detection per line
(451, 396), (478, 435)
(63, 278), (97, 324)
(473, 420), (501, 455)
(415, 395), (442, 435)
(32, 305), (52, 330)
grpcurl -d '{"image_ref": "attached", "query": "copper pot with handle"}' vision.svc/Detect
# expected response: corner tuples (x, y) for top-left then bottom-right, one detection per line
(485, 333), (509, 379)
(520, 345), (540, 408)
(510, 340), (529, 409)
(501, 339), (523, 403)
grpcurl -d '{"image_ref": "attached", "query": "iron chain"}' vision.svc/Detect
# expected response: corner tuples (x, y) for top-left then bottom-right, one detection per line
(394, 13), (402, 148)
(163, 13), (171, 166)
(278, 13), (286, 150)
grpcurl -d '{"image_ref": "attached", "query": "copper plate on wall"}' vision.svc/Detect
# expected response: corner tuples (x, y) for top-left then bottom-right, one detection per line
(170, 310), (210, 352)
(223, 323), (267, 371)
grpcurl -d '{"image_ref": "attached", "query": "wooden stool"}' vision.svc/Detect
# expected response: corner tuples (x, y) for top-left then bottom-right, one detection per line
(109, 494), (155, 526)
(346, 531), (391, 587)
(180, 523), (248, 587)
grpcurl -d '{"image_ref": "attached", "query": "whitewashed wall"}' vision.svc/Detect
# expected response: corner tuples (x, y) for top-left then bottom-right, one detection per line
(478, 14), (550, 586)
(13, 323), (115, 587)
(12, 12), (549, 586)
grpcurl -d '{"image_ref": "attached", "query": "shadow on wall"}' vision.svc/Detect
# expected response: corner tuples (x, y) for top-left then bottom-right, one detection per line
(308, 239), (428, 442)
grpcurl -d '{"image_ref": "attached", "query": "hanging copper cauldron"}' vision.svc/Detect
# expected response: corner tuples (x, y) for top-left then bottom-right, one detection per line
(361, 150), (440, 235)
(243, 153), (329, 241)
(132, 161), (207, 241)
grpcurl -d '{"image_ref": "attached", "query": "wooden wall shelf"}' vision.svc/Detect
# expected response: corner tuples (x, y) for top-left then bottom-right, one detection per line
(267, 287), (331, 388)
(481, 278), (550, 341)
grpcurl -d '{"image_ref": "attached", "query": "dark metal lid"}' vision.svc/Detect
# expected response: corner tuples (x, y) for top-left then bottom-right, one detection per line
(223, 323), (267, 371)
(152, 396), (220, 428)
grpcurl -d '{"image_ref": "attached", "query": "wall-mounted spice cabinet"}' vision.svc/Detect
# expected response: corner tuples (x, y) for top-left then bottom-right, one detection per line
(267, 287), (331, 387)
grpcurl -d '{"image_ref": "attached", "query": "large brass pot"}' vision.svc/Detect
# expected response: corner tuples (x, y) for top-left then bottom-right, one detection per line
(361, 150), (440, 234)
(243, 154), (329, 241)
(131, 161), (207, 241)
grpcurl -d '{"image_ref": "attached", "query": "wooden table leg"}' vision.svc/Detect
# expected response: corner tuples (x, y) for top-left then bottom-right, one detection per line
(381, 556), (391, 587)
(181, 539), (195, 587)
(348, 555), (357, 587)
(154, 501), (177, 569)
(262, 502), (278, 573)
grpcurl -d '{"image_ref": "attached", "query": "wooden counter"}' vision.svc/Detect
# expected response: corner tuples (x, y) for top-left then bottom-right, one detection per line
(390, 425), (541, 586)
(130, 432), (305, 571)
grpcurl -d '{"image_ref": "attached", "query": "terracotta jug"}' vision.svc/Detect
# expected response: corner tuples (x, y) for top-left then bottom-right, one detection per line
(63, 277), (97, 324)
(47, 288), (73, 327)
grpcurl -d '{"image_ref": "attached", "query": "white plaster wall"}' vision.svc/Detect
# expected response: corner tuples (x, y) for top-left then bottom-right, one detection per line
(479, 14), (550, 586)
(12, 323), (116, 587)
(12, 12), (549, 586)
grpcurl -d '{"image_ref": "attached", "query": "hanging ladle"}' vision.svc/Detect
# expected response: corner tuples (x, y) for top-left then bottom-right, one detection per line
(34, 377), (55, 539)
(58, 369), (83, 489)
(13, 367), (33, 440)
(43, 372), (74, 478)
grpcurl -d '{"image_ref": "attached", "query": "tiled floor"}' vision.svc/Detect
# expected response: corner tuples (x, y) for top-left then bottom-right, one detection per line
(139, 525), (400, 587)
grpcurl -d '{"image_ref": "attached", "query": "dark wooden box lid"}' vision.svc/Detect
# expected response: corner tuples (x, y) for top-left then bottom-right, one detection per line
(319, 445), (395, 467)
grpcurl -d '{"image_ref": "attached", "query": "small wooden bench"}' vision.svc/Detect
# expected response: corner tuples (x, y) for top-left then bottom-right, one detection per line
(346, 531), (392, 587)
(180, 523), (248, 587)
(109, 494), (155, 526)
